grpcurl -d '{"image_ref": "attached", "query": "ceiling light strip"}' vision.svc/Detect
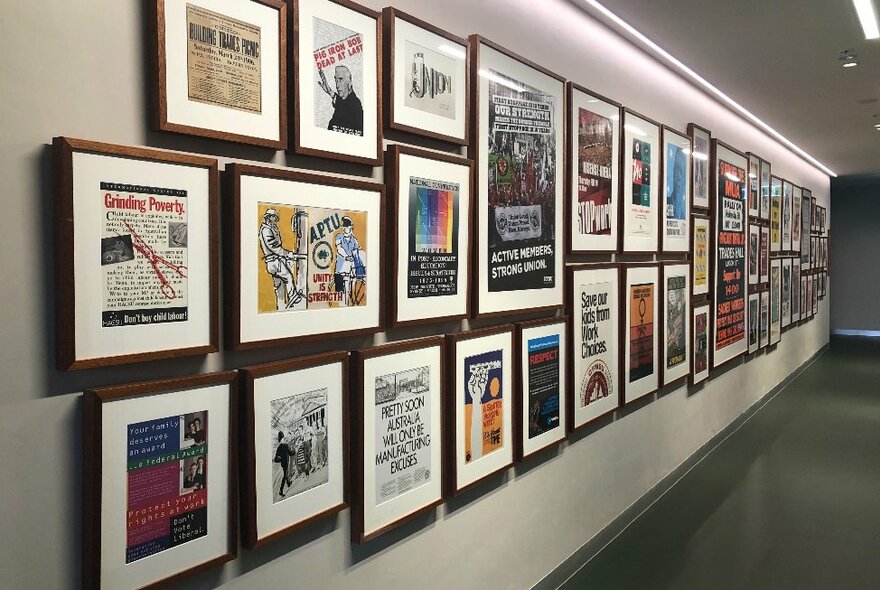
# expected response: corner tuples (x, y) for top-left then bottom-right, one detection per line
(582, 0), (838, 177)
(852, 0), (880, 40)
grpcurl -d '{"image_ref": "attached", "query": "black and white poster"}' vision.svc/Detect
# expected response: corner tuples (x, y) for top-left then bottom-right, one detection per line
(270, 389), (329, 503)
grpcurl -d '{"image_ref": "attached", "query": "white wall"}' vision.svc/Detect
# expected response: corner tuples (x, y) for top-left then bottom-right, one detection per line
(0, 1), (830, 589)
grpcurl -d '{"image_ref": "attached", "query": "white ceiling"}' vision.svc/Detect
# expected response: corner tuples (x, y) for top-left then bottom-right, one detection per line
(580, 0), (880, 176)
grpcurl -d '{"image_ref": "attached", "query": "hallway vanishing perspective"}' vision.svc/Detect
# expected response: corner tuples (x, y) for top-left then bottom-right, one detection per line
(560, 346), (880, 590)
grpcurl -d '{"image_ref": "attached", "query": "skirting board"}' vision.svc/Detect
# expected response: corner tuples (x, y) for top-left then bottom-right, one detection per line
(533, 343), (830, 590)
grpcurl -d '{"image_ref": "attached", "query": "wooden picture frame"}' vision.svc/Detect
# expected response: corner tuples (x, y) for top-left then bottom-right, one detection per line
(54, 136), (219, 370)
(800, 188), (812, 270)
(384, 144), (472, 327)
(759, 224), (770, 284)
(769, 258), (782, 346)
(382, 7), (469, 144)
(240, 351), (349, 549)
(791, 257), (801, 323)
(687, 123), (711, 211)
(791, 184), (802, 254)
(351, 336), (445, 542)
(566, 82), (622, 254)
(660, 262), (690, 386)
(759, 289), (770, 348)
(621, 263), (660, 404)
(748, 222), (760, 286)
(781, 257), (792, 329)
(746, 152), (760, 219)
(83, 371), (238, 590)
(770, 175), (782, 253)
(759, 157), (771, 221)
(621, 109), (662, 253)
(660, 126), (692, 253)
(799, 275), (808, 325)
(292, 0), (382, 165)
(691, 213), (711, 299)
(781, 179), (793, 252)
(747, 291), (760, 354)
(151, 0), (288, 149)
(470, 35), (565, 318)
(690, 301), (711, 385)
(225, 163), (385, 350)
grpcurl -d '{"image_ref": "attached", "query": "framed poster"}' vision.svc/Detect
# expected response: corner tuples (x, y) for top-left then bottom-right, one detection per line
(447, 324), (515, 495)
(792, 258), (801, 323)
(820, 206), (826, 234)
(226, 163), (384, 350)
(801, 189), (812, 270)
(769, 258), (782, 346)
(661, 263), (690, 386)
(810, 196), (817, 233)
(240, 352), (347, 549)
(567, 264), (619, 430)
(781, 258), (791, 329)
(691, 214), (711, 299)
(54, 137), (219, 370)
(810, 236), (817, 268)
(687, 123), (711, 211)
(812, 273), (819, 314)
(660, 126), (691, 252)
(799, 275), (808, 324)
(567, 83), (621, 253)
(83, 371), (237, 590)
(747, 292), (759, 355)
(621, 109), (661, 252)
(152, 0), (287, 148)
(746, 153), (760, 219)
(759, 158), (771, 221)
(759, 224), (770, 284)
(293, 0), (381, 165)
(792, 185), (802, 253)
(515, 317), (567, 459)
(621, 264), (659, 404)
(759, 290), (769, 349)
(382, 7), (468, 144)
(470, 35), (564, 317)
(690, 302), (710, 386)
(385, 144), (472, 326)
(770, 176), (782, 253)
(748, 223), (759, 285)
(781, 180), (792, 251)
(352, 337), (444, 542)
(710, 140), (747, 369)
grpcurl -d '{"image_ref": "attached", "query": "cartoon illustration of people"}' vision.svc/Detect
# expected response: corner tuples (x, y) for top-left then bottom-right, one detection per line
(333, 216), (366, 307)
(259, 208), (307, 311)
(318, 65), (364, 136)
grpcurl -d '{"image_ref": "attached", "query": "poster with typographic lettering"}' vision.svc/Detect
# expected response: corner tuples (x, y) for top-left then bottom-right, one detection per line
(270, 389), (328, 504)
(693, 216), (710, 296)
(576, 108), (613, 238)
(760, 225), (770, 283)
(313, 17), (364, 136)
(693, 305), (709, 380)
(463, 350), (504, 462)
(403, 40), (455, 119)
(629, 283), (654, 382)
(126, 411), (208, 564)
(526, 335), (560, 438)
(486, 70), (556, 292)
(374, 365), (432, 504)
(407, 176), (459, 299)
(665, 273), (687, 371)
(576, 279), (616, 410)
(101, 182), (188, 328)
(256, 203), (367, 313)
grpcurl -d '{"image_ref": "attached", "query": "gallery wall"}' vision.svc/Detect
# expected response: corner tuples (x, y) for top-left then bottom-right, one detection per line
(0, 1), (830, 589)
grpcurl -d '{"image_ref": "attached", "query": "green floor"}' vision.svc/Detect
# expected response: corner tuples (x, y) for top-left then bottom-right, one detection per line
(560, 348), (880, 590)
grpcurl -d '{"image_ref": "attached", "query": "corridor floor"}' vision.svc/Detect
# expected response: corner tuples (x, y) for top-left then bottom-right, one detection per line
(560, 347), (880, 590)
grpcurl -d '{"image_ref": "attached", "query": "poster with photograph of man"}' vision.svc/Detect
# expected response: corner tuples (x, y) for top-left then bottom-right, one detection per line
(313, 17), (364, 136)
(270, 388), (329, 502)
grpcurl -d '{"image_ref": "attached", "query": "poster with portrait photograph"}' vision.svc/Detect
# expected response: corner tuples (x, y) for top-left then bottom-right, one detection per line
(759, 290), (769, 348)
(691, 302), (710, 385)
(567, 264), (619, 430)
(769, 258), (782, 345)
(622, 264), (659, 404)
(747, 292), (760, 354)
(568, 84), (620, 253)
(691, 214), (710, 298)
(294, 0), (380, 164)
(801, 189), (812, 270)
(661, 127), (691, 252)
(792, 185), (802, 254)
(687, 123), (711, 211)
(747, 153), (760, 219)
(782, 180), (792, 251)
(759, 224), (770, 284)
(759, 158), (771, 221)
(471, 36), (564, 316)
(621, 110), (661, 252)
(711, 141), (748, 368)
(770, 176), (782, 253)
(661, 263), (690, 385)
(748, 223), (759, 285)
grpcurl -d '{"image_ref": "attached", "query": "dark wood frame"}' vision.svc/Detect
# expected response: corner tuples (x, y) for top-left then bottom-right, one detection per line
(514, 315), (569, 460)
(150, 0), (288, 149)
(747, 291), (760, 354)
(82, 371), (238, 590)
(659, 125), (693, 254)
(747, 222), (760, 286)
(781, 179), (794, 253)
(758, 157), (772, 221)
(224, 162), (385, 350)
(565, 263), (620, 432)
(53, 136), (220, 370)
(759, 222), (770, 285)
(791, 183), (802, 255)
(810, 196), (817, 233)
(689, 300), (712, 386)
(620, 108), (662, 254)
(745, 152), (761, 220)
(690, 212), (711, 301)
(468, 34), (566, 319)
(769, 257), (782, 346)
(382, 7), (469, 144)
(384, 144), (473, 327)
(291, 0), (383, 165)
(800, 188), (812, 271)
(565, 82), (623, 255)
(770, 175), (783, 253)
(351, 336), (446, 543)
(445, 323), (515, 496)
(619, 262), (660, 405)
(791, 257), (802, 324)
(686, 123), (711, 212)
(239, 351), (349, 549)
(759, 288), (770, 347)
(659, 261), (690, 387)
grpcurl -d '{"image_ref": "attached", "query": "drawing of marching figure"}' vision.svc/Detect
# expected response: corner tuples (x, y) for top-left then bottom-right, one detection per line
(270, 389), (329, 503)
(333, 216), (367, 307)
(463, 350), (504, 463)
(259, 208), (309, 311)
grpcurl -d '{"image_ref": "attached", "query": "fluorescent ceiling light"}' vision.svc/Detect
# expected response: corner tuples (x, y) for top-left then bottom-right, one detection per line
(842, 61), (859, 68)
(438, 44), (466, 60)
(582, 0), (837, 177)
(852, 0), (880, 39)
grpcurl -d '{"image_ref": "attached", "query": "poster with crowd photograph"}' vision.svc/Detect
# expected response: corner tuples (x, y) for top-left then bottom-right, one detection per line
(516, 317), (567, 459)
(746, 153), (760, 219)
(759, 224), (770, 284)
(471, 36), (564, 317)
(567, 264), (619, 430)
(710, 141), (748, 368)
(759, 158), (771, 221)
(770, 176), (782, 253)
(351, 337), (444, 542)
(83, 372), (236, 590)
(801, 189), (812, 270)
(748, 224), (759, 285)
(241, 352), (347, 548)
(621, 110), (661, 252)
(567, 83), (621, 253)
(747, 292), (760, 355)
(153, 0), (287, 148)
(661, 263), (690, 386)
(228, 164), (383, 349)
(622, 264), (659, 404)
(54, 137), (219, 370)
(661, 127), (691, 252)
(687, 123), (711, 211)
(383, 8), (468, 144)
(792, 258), (801, 323)
(769, 258), (782, 345)
(293, 0), (381, 164)
(448, 324), (514, 495)
(759, 290), (769, 349)
(385, 145), (471, 326)
(691, 214), (711, 299)
(781, 180), (793, 251)
(691, 302), (710, 385)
